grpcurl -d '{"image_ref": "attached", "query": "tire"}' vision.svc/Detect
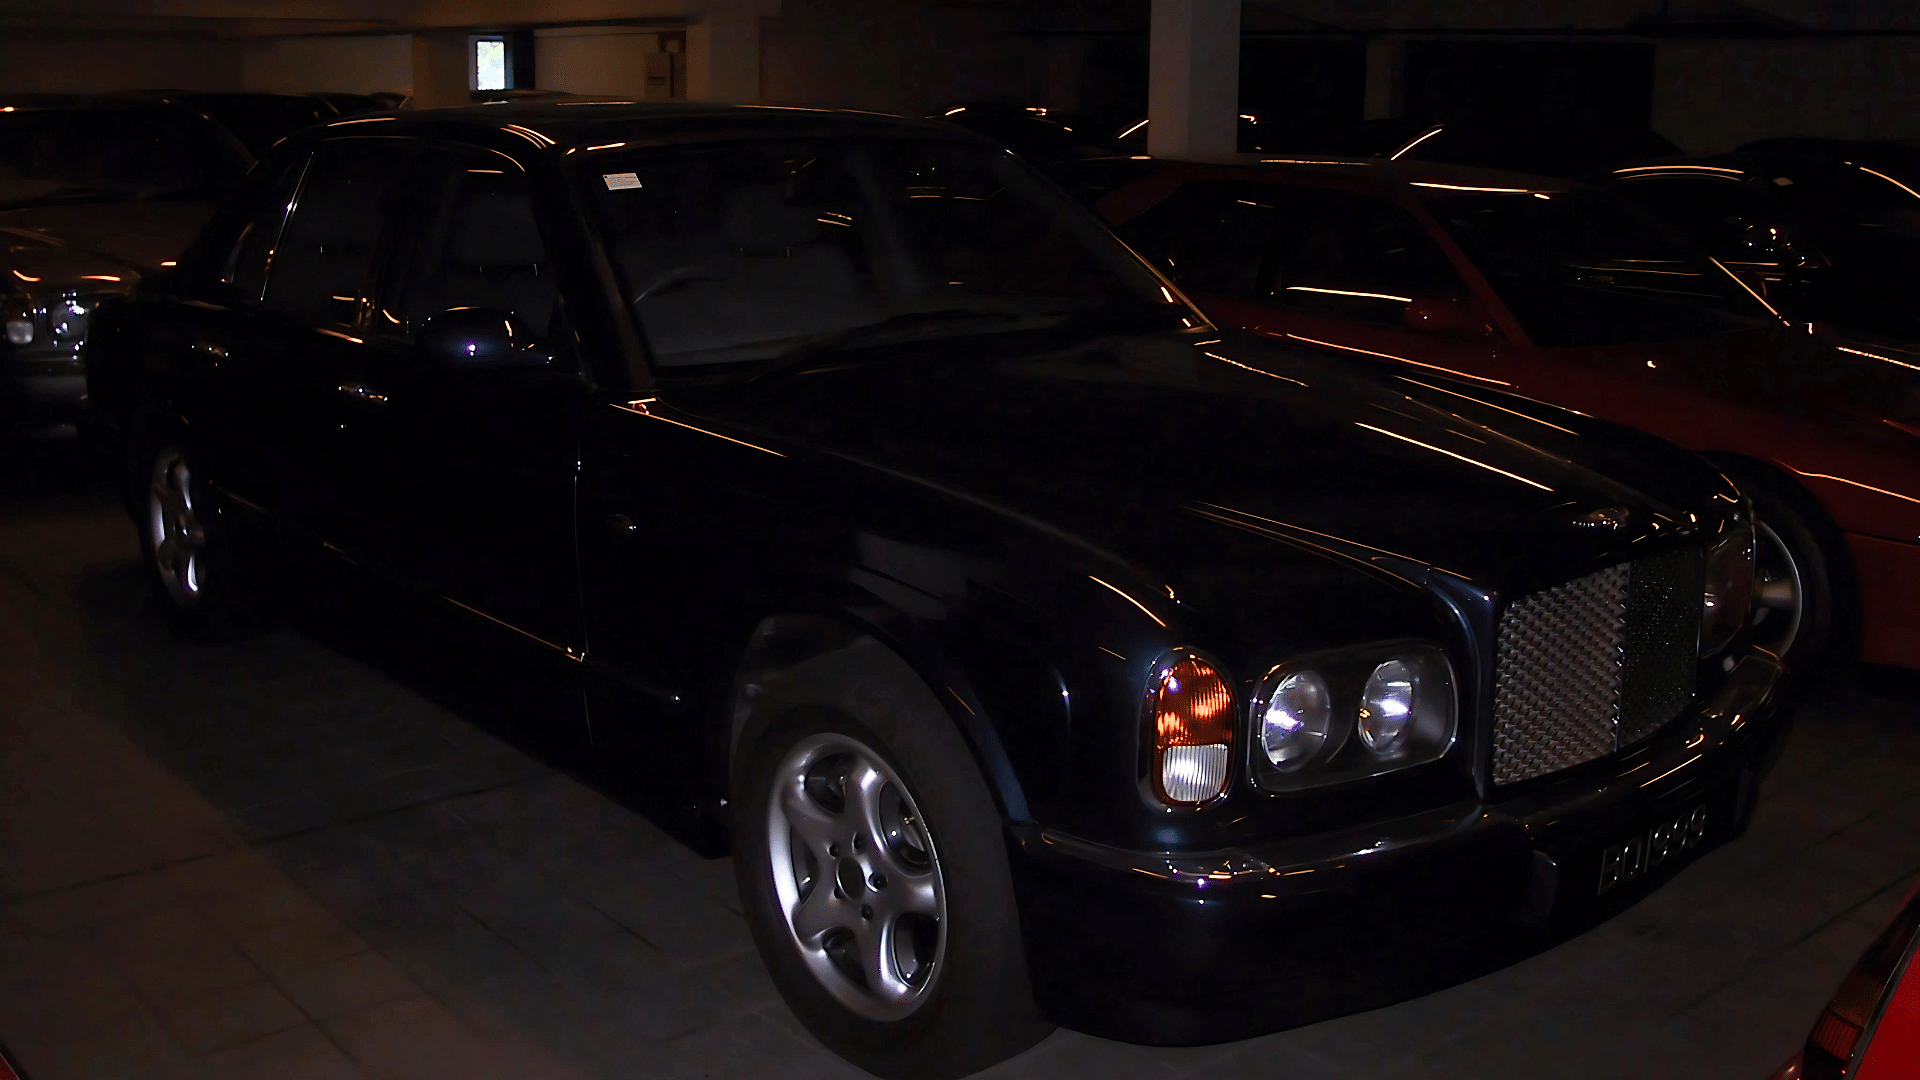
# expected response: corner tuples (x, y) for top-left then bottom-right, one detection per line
(136, 434), (274, 638)
(1739, 475), (1848, 678)
(735, 700), (1051, 1079)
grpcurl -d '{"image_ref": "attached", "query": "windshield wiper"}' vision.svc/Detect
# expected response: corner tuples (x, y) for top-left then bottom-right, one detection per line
(741, 302), (1189, 385)
(741, 309), (1034, 384)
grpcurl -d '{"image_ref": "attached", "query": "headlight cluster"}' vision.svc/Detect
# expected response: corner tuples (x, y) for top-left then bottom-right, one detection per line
(1251, 644), (1456, 792)
(3, 297), (89, 348)
(1142, 642), (1458, 806)
(1700, 513), (1755, 657)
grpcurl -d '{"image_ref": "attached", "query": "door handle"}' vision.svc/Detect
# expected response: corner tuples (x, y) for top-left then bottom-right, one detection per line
(335, 382), (389, 411)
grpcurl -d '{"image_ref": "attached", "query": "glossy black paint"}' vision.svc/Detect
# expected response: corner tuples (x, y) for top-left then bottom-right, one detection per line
(95, 102), (1790, 1041)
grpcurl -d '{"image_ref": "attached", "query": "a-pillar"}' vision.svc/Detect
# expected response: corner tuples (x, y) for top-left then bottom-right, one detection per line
(1147, 0), (1240, 161)
(686, 0), (782, 103)
(1364, 34), (1405, 121)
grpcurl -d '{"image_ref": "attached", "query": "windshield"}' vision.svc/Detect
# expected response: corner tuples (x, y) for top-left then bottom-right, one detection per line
(584, 136), (1185, 370)
(0, 109), (249, 209)
(1430, 188), (1775, 347)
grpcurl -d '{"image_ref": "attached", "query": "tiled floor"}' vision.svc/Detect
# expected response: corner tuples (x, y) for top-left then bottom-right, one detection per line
(1, 445), (1916, 1080)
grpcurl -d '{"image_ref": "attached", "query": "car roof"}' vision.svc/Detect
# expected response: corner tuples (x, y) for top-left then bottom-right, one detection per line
(292, 100), (982, 156)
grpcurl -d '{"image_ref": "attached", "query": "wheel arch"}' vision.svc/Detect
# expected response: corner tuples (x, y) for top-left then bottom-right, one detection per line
(725, 610), (1039, 837)
(1698, 449), (1863, 655)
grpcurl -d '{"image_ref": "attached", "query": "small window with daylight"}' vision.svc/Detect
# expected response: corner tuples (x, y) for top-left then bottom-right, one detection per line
(474, 38), (508, 91)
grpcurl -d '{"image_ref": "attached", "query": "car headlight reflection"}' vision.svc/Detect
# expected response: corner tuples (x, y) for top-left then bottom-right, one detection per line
(1259, 670), (1333, 770)
(1358, 658), (1416, 751)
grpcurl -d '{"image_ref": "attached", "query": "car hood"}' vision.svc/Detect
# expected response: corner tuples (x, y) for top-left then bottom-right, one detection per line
(667, 327), (1730, 595)
(0, 226), (138, 294)
(0, 200), (216, 272)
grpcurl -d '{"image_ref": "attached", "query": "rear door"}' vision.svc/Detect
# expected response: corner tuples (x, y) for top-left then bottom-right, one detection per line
(254, 139), (417, 542)
(180, 138), (414, 537)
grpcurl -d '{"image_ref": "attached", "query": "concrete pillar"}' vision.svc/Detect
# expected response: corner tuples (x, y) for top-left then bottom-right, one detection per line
(1363, 35), (1403, 120)
(1147, 0), (1240, 160)
(411, 30), (470, 110)
(686, 0), (780, 103)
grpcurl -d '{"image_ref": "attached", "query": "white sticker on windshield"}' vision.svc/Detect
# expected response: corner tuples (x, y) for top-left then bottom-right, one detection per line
(603, 172), (642, 190)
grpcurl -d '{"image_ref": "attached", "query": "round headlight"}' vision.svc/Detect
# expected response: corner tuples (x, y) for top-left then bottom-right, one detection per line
(1358, 658), (1417, 753)
(1259, 669), (1332, 770)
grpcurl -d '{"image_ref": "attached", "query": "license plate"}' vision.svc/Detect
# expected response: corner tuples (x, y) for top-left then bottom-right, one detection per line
(1598, 803), (1710, 895)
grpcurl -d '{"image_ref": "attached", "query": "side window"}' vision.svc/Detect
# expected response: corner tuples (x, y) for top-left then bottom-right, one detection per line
(1271, 188), (1469, 326)
(1611, 176), (1773, 262)
(220, 152), (309, 301)
(1124, 180), (1279, 299)
(260, 140), (411, 326)
(388, 149), (561, 342)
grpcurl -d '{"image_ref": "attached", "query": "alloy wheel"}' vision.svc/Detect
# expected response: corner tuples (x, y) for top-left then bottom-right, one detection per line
(1749, 519), (1804, 658)
(766, 732), (947, 1022)
(147, 447), (206, 609)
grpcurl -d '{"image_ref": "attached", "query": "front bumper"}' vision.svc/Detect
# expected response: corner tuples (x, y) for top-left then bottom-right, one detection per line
(1010, 651), (1790, 1045)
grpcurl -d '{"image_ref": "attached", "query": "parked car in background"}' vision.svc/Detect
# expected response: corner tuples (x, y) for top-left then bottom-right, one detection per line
(0, 95), (249, 439)
(1767, 881), (1919, 1079)
(1097, 158), (1920, 674)
(94, 101), (1789, 1078)
(123, 91), (385, 157)
(928, 102), (1112, 167)
(1381, 120), (1682, 178)
(1736, 137), (1920, 190)
(1604, 152), (1920, 343)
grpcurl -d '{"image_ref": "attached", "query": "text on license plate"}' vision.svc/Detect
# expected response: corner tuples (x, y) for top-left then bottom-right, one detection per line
(1598, 804), (1710, 895)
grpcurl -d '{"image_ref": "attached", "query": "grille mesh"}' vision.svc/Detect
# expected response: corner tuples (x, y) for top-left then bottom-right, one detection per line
(1621, 548), (1700, 746)
(1493, 564), (1629, 784)
(1492, 552), (1700, 785)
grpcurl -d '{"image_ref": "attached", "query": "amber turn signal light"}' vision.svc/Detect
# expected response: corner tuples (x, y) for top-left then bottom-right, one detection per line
(1146, 653), (1234, 805)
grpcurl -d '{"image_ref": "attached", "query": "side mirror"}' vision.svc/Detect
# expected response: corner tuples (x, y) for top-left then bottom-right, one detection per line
(1402, 296), (1499, 341)
(416, 307), (549, 368)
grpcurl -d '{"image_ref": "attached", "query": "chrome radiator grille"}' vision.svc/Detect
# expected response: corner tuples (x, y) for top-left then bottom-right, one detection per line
(1492, 550), (1699, 785)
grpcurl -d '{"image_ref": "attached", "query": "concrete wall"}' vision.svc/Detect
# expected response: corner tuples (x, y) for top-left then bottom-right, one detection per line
(537, 27), (663, 99)
(1654, 37), (1920, 151)
(0, 37), (242, 93)
(760, 0), (1039, 114)
(240, 34), (413, 96)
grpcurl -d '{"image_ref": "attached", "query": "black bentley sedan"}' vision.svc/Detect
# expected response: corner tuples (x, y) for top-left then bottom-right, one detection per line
(92, 102), (1788, 1078)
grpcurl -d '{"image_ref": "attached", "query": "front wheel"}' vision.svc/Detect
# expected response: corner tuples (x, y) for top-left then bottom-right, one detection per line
(735, 704), (1050, 1078)
(1742, 482), (1846, 677)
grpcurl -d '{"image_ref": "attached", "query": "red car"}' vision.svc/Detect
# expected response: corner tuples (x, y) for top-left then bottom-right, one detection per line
(1768, 882), (1920, 1079)
(1098, 160), (1920, 672)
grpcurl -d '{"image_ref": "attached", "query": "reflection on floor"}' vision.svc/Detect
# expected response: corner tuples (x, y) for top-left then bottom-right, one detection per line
(1, 444), (1916, 1080)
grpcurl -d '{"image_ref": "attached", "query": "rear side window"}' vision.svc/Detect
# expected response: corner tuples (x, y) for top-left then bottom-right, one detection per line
(217, 152), (309, 301)
(1611, 175), (1775, 262)
(1123, 180), (1278, 299)
(260, 140), (412, 325)
(1124, 180), (1470, 327)
(1270, 187), (1470, 324)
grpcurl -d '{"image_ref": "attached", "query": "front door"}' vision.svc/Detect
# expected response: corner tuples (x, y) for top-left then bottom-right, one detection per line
(332, 142), (591, 657)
